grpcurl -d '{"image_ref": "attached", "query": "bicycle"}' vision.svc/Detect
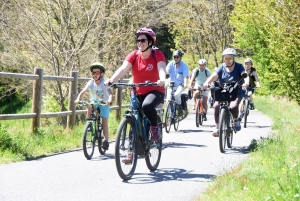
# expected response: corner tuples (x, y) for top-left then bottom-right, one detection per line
(193, 86), (207, 127)
(165, 81), (183, 133)
(79, 100), (107, 159)
(215, 74), (247, 153)
(111, 81), (164, 180)
(239, 87), (257, 128)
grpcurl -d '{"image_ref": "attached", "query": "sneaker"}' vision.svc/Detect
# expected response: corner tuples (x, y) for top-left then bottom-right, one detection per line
(203, 113), (207, 121)
(122, 152), (134, 164)
(102, 140), (109, 150)
(212, 129), (219, 137)
(151, 125), (160, 141)
(235, 119), (241, 131)
(250, 102), (255, 110)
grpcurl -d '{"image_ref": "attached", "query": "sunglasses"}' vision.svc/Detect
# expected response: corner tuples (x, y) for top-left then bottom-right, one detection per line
(174, 56), (180, 59)
(92, 71), (101, 75)
(136, 39), (148, 43)
(224, 57), (233, 61)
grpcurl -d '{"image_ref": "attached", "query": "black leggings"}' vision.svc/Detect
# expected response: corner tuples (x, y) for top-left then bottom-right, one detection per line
(138, 90), (165, 126)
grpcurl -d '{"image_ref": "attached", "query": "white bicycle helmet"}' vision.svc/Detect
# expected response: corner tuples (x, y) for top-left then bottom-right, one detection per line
(244, 58), (253, 64)
(222, 48), (236, 57)
(198, 59), (207, 65)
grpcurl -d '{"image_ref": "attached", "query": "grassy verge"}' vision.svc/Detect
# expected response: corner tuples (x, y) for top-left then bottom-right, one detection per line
(196, 95), (300, 201)
(0, 109), (122, 164)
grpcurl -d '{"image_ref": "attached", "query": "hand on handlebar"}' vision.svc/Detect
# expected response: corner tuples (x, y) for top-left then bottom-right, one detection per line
(104, 78), (114, 86)
(157, 80), (165, 87)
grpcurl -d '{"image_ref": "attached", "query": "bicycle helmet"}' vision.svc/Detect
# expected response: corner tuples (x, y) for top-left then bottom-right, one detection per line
(244, 58), (253, 64)
(173, 50), (184, 57)
(90, 62), (105, 73)
(135, 27), (156, 43)
(198, 59), (207, 65)
(222, 48), (236, 57)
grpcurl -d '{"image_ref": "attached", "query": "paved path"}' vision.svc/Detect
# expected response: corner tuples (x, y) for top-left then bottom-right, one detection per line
(0, 100), (272, 201)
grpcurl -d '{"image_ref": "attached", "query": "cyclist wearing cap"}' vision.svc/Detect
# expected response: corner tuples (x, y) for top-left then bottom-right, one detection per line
(203, 48), (249, 137)
(105, 27), (166, 145)
(189, 59), (211, 120)
(74, 62), (113, 150)
(166, 50), (189, 116)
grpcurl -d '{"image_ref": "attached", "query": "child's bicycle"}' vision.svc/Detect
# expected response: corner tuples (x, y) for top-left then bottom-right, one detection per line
(110, 81), (164, 180)
(79, 100), (107, 159)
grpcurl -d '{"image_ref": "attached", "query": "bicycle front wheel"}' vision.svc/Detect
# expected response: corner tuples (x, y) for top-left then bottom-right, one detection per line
(165, 103), (172, 133)
(146, 115), (163, 171)
(195, 99), (203, 127)
(115, 118), (138, 180)
(174, 103), (180, 131)
(244, 99), (249, 128)
(82, 122), (95, 159)
(97, 129), (106, 155)
(219, 108), (227, 153)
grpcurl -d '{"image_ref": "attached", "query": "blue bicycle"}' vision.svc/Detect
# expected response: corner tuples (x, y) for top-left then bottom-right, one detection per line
(111, 81), (164, 180)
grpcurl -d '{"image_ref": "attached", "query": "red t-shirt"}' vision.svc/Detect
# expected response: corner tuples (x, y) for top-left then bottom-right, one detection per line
(126, 50), (166, 95)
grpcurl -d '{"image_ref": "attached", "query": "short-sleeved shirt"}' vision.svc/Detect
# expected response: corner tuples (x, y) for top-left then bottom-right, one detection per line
(85, 78), (110, 102)
(192, 68), (211, 86)
(215, 62), (246, 96)
(166, 61), (189, 86)
(215, 62), (245, 83)
(126, 50), (166, 95)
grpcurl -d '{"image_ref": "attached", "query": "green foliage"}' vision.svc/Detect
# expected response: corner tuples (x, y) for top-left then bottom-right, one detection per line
(230, 0), (300, 103)
(197, 95), (300, 200)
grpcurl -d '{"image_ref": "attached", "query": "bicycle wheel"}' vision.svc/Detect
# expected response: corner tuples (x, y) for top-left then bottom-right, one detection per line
(219, 108), (227, 153)
(97, 129), (106, 155)
(146, 115), (163, 171)
(244, 99), (249, 128)
(198, 99), (204, 126)
(165, 103), (172, 133)
(174, 103), (180, 131)
(115, 118), (138, 180)
(227, 115), (234, 148)
(195, 100), (200, 127)
(82, 122), (95, 159)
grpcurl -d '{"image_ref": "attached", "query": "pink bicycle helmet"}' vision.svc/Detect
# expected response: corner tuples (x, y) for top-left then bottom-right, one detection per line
(135, 27), (156, 43)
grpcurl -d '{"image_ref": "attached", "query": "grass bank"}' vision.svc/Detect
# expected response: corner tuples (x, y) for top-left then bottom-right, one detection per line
(196, 95), (300, 200)
(0, 110), (121, 164)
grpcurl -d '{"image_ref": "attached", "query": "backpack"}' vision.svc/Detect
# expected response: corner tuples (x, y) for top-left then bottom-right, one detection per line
(132, 49), (157, 64)
(195, 68), (208, 78)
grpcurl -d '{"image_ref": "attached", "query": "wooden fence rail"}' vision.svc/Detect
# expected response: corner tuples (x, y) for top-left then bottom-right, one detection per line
(0, 68), (128, 133)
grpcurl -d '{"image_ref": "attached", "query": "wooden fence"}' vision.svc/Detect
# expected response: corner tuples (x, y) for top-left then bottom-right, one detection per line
(0, 68), (128, 133)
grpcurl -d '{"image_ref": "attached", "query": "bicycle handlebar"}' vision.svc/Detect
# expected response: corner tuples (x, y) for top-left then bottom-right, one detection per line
(110, 81), (160, 88)
(78, 100), (107, 106)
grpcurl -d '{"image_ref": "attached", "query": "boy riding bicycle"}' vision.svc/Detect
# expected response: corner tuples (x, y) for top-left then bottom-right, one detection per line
(74, 62), (113, 150)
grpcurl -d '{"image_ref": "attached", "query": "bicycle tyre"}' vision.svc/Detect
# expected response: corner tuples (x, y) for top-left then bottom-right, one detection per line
(146, 115), (163, 171)
(115, 118), (138, 180)
(244, 99), (249, 128)
(174, 103), (180, 131)
(82, 122), (95, 159)
(199, 99), (203, 126)
(227, 115), (234, 148)
(219, 108), (227, 153)
(195, 100), (200, 127)
(97, 129), (106, 155)
(165, 103), (172, 133)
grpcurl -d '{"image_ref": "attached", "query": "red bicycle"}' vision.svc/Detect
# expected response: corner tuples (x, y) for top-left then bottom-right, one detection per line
(193, 86), (207, 127)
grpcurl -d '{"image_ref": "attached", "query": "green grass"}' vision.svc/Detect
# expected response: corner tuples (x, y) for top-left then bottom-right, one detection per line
(196, 95), (300, 201)
(0, 102), (124, 164)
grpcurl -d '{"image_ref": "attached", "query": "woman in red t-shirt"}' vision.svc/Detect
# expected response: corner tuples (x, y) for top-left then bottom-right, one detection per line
(105, 27), (166, 142)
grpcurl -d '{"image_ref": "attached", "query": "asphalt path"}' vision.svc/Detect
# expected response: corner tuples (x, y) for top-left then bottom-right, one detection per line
(0, 99), (272, 201)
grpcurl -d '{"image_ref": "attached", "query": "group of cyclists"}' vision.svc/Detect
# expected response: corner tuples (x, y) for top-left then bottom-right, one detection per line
(74, 26), (261, 156)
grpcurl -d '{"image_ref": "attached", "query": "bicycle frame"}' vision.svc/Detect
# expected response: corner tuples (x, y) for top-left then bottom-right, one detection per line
(219, 101), (236, 135)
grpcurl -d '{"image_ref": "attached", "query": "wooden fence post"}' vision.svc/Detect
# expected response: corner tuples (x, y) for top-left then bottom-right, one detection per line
(115, 79), (123, 121)
(31, 68), (44, 133)
(67, 71), (78, 130)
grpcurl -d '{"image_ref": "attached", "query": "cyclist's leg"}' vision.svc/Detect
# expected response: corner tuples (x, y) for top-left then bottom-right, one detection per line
(174, 85), (184, 115)
(230, 97), (243, 131)
(99, 105), (110, 149)
(87, 105), (92, 118)
(141, 91), (165, 140)
(193, 91), (199, 110)
(249, 88), (255, 109)
(202, 90), (209, 120)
